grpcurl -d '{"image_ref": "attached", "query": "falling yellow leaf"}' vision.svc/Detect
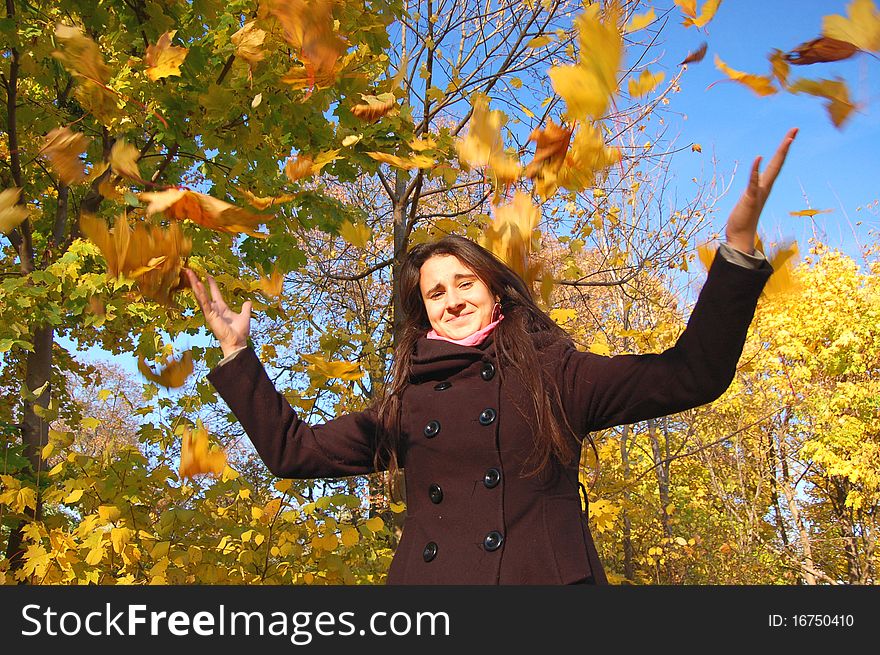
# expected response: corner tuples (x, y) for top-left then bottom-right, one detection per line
(691, 143), (702, 152)
(760, 238), (800, 296)
(0, 188), (29, 234)
(455, 95), (509, 169)
(678, 0), (721, 28)
(79, 213), (191, 305)
(285, 154), (316, 181)
(257, 266), (285, 298)
(482, 191), (542, 285)
(713, 55), (778, 96)
(145, 31), (188, 81)
(41, 127), (90, 185)
(625, 8), (656, 33)
(628, 69), (665, 98)
(768, 49), (790, 87)
(339, 219), (372, 248)
(179, 421), (227, 479)
(231, 21), (266, 76)
(239, 188), (297, 210)
(109, 139), (141, 181)
(271, 0), (347, 88)
(556, 123), (622, 196)
(549, 4), (622, 121)
(822, 0), (880, 53)
(302, 354), (362, 383)
(789, 208), (833, 217)
(138, 350), (194, 389)
(696, 242), (716, 271)
(788, 77), (856, 128)
(351, 93), (397, 122)
(140, 188), (272, 238)
(52, 24), (118, 123)
(367, 151), (434, 169)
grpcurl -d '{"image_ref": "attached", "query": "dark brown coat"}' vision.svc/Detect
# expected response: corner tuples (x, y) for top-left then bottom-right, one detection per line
(207, 253), (772, 584)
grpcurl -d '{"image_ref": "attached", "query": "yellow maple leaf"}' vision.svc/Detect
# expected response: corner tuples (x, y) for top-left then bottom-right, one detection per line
(789, 208), (833, 217)
(138, 350), (193, 389)
(341, 526), (359, 547)
(367, 151), (434, 169)
(756, 236), (800, 297)
(788, 77), (856, 128)
(556, 123), (622, 196)
(625, 8), (656, 33)
(302, 354), (362, 383)
(455, 95), (509, 169)
(231, 21), (267, 75)
(41, 127), (90, 185)
(714, 55), (778, 96)
(822, 0), (880, 52)
(271, 0), (347, 88)
(589, 332), (611, 356)
(339, 219), (372, 248)
(179, 421), (227, 479)
(549, 4), (622, 121)
(673, 0), (698, 18)
(52, 24), (118, 124)
(681, 0), (722, 28)
(351, 93), (397, 123)
(141, 188), (272, 239)
(109, 139), (142, 181)
(145, 31), (188, 81)
(482, 191), (542, 284)
(628, 69), (666, 98)
(0, 188), (29, 234)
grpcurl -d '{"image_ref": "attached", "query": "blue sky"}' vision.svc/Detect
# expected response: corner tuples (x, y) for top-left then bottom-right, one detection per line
(657, 0), (879, 263)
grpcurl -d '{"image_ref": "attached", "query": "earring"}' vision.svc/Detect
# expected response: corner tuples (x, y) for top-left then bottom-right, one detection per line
(492, 301), (502, 322)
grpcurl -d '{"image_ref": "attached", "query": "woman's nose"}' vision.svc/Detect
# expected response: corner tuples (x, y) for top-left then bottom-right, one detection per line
(445, 289), (465, 311)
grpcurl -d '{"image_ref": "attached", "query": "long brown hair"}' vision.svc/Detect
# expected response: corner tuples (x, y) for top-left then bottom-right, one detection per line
(373, 236), (579, 489)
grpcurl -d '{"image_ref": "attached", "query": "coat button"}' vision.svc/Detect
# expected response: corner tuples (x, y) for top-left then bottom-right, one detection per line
(483, 468), (501, 488)
(423, 420), (440, 438)
(434, 381), (451, 391)
(480, 362), (496, 381)
(429, 483), (443, 504)
(423, 542), (438, 562)
(478, 408), (497, 426)
(483, 531), (503, 551)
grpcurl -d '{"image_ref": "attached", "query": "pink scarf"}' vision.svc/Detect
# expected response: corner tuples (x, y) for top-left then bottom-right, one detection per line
(427, 314), (504, 347)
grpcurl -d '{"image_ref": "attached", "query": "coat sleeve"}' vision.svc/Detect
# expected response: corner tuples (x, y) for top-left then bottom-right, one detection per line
(557, 250), (773, 434)
(206, 346), (381, 479)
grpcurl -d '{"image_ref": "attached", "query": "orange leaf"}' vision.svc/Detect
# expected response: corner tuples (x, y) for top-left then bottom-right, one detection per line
(179, 421), (227, 479)
(680, 42), (708, 66)
(713, 55), (778, 96)
(41, 127), (90, 185)
(285, 154), (316, 182)
(79, 213), (192, 305)
(138, 350), (194, 389)
(673, 0), (698, 19)
(271, 0), (347, 86)
(556, 123), (621, 197)
(140, 188), (272, 238)
(145, 31), (188, 81)
(787, 77), (856, 128)
(789, 208), (833, 217)
(784, 36), (860, 65)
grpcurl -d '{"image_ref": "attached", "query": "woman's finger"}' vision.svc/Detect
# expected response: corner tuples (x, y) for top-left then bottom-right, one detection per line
(761, 127), (798, 189)
(206, 275), (230, 312)
(184, 269), (210, 310)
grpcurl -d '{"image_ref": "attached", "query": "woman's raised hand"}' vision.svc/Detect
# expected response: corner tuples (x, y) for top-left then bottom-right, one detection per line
(724, 127), (798, 255)
(183, 268), (252, 357)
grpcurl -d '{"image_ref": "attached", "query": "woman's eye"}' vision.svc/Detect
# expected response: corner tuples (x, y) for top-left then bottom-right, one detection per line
(460, 281), (473, 289)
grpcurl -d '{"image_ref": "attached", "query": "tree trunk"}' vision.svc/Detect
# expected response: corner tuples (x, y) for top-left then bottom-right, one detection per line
(620, 424), (635, 582)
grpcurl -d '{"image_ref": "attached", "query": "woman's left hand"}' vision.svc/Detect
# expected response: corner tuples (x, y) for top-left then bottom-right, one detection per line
(725, 127), (798, 254)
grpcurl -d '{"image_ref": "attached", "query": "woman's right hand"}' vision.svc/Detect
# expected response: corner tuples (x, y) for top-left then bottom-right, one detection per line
(183, 268), (252, 358)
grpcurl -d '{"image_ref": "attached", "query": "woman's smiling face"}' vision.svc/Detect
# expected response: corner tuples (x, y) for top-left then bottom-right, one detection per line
(419, 254), (497, 340)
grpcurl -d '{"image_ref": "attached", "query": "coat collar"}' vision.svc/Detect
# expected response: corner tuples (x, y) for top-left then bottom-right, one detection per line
(409, 328), (565, 381)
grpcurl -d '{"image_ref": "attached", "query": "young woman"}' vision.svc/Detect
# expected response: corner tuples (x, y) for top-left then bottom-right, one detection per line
(185, 129), (797, 584)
